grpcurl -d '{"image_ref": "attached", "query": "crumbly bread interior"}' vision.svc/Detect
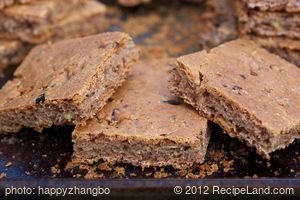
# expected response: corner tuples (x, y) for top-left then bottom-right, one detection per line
(237, 1), (300, 39)
(72, 131), (209, 170)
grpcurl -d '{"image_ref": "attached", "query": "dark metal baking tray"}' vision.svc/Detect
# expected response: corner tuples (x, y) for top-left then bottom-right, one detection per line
(0, 1), (299, 191)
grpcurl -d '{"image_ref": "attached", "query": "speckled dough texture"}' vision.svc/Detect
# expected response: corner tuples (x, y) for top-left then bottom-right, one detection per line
(0, 0), (35, 9)
(51, 0), (106, 41)
(117, 0), (203, 7)
(0, 0), (106, 73)
(245, 36), (300, 67)
(171, 39), (300, 159)
(248, 36), (300, 51)
(244, 0), (300, 12)
(0, 32), (139, 133)
(237, 2), (300, 40)
(0, 0), (84, 43)
(236, 1), (300, 39)
(237, 0), (300, 67)
(71, 59), (210, 170)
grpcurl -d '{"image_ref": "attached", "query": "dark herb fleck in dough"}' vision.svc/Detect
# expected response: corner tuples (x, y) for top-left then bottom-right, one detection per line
(232, 86), (243, 95)
(163, 99), (181, 105)
(111, 109), (121, 122)
(240, 74), (247, 79)
(35, 93), (46, 105)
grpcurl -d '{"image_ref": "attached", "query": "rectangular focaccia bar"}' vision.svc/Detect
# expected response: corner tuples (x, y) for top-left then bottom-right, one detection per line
(0, 32), (139, 133)
(71, 59), (210, 170)
(171, 39), (300, 159)
(0, 0), (83, 43)
(51, 0), (106, 41)
(0, 0), (106, 74)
